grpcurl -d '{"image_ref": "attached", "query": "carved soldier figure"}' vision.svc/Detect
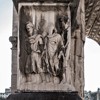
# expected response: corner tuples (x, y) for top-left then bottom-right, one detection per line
(55, 14), (70, 46)
(26, 21), (44, 83)
(46, 25), (64, 79)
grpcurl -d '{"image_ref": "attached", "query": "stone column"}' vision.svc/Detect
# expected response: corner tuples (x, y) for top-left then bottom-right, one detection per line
(9, 5), (18, 93)
(70, 0), (85, 98)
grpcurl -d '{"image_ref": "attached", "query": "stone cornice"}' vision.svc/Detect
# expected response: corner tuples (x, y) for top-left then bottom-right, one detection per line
(12, 0), (71, 11)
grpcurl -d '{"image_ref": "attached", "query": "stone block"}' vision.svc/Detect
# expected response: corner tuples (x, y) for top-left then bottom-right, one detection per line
(7, 92), (82, 100)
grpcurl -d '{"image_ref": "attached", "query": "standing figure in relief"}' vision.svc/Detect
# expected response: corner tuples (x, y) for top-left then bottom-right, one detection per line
(56, 14), (70, 47)
(46, 25), (64, 79)
(55, 14), (71, 83)
(26, 21), (44, 82)
(62, 15), (70, 46)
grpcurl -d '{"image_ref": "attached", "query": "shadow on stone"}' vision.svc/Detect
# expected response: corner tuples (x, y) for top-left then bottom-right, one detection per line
(6, 91), (82, 100)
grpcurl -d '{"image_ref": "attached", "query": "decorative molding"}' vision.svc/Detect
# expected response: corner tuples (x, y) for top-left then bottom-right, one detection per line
(85, 0), (100, 45)
(9, 36), (17, 50)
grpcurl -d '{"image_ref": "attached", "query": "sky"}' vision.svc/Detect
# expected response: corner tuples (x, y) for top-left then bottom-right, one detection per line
(0, 0), (100, 93)
(0, 0), (12, 92)
(84, 38), (100, 92)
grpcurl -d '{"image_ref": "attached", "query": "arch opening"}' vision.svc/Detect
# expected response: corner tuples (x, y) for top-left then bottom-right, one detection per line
(84, 37), (100, 91)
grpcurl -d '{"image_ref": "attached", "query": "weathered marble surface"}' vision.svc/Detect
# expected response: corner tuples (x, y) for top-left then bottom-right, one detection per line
(10, 0), (85, 98)
(17, 3), (74, 92)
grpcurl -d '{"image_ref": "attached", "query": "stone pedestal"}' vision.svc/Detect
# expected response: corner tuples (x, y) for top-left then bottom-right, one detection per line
(7, 91), (82, 100)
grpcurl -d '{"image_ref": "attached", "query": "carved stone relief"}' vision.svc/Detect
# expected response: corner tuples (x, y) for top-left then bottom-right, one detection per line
(17, 3), (75, 91)
(10, 0), (85, 98)
(13, 1), (86, 98)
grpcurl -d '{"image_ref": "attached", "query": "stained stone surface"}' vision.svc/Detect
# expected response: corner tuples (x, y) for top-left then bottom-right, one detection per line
(10, 0), (85, 98)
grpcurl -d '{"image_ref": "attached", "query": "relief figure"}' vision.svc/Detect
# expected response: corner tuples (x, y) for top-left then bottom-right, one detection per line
(26, 21), (45, 82)
(20, 8), (71, 84)
(55, 14), (71, 83)
(55, 14), (70, 47)
(46, 25), (64, 81)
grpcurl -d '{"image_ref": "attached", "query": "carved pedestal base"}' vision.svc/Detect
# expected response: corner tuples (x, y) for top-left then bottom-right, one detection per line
(7, 91), (82, 100)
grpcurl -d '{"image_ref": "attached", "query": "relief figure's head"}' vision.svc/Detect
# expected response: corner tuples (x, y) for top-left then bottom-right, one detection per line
(26, 21), (34, 36)
(47, 23), (56, 35)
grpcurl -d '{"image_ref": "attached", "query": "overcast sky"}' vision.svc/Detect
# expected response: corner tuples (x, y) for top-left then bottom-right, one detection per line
(0, 0), (12, 92)
(0, 0), (100, 93)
